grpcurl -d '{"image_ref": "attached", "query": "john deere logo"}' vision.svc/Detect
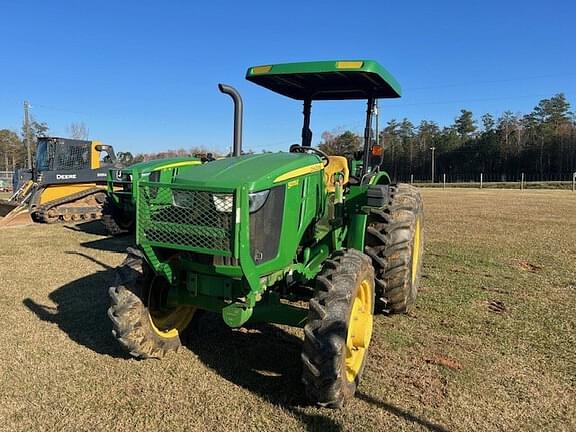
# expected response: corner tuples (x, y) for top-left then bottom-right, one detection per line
(116, 170), (123, 179)
(56, 174), (77, 180)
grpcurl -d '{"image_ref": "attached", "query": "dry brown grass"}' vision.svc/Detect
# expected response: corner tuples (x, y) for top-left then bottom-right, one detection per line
(0, 189), (574, 431)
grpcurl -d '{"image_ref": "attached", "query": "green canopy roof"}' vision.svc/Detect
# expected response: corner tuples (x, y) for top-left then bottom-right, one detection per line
(245, 60), (401, 100)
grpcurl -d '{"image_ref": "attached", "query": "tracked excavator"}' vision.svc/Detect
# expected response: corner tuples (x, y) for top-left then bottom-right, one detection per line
(0, 137), (127, 227)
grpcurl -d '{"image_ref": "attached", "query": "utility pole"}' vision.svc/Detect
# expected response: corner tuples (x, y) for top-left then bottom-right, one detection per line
(24, 101), (32, 169)
(430, 146), (436, 183)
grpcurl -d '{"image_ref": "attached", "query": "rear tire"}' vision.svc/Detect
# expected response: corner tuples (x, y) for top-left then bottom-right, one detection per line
(302, 249), (375, 408)
(101, 197), (134, 236)
(108, 248), (196, 359)
(365, 183), (424, 314)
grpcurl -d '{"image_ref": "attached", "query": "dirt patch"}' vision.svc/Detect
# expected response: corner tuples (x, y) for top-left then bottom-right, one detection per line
(425, 354), (463, 370)
(515, 260), (542, 273)
(449, 266), (469, 274)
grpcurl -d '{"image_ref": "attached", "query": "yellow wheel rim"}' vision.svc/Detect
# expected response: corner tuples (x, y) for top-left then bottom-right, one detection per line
(148, 307), (195, 339)
(411, 218), (422, 285)
(345, 279), (373, 382)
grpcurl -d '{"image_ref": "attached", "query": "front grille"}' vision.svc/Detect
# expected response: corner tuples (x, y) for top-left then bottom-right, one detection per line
(138, 183), (235, 255)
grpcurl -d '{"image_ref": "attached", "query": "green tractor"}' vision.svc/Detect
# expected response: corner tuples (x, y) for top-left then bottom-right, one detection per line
(108, 60), (424, 408)
(102, 157), (207, 235)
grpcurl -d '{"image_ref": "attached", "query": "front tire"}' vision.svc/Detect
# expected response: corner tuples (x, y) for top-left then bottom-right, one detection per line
(302, 249), (375, 408)
(101, 197), (134, 236)
(108, 248), (196, 359)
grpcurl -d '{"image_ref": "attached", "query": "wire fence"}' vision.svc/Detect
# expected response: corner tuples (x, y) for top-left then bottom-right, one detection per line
(0, 171), (14, 191)
(405, 172), (576, 191)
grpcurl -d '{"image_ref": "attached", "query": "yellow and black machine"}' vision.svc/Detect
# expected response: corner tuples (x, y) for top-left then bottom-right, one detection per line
(0, 137), (124, 227)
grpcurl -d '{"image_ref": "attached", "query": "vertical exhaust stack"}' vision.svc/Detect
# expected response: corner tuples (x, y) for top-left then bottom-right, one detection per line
(218, 84), (243, 157)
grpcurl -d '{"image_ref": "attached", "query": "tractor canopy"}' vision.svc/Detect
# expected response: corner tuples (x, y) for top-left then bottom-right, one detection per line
(246, 60), (401, 100)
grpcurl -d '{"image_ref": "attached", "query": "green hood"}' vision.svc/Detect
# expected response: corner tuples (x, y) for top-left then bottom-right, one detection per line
(127, 156), (200, 175)
(173, 152), (321, 191)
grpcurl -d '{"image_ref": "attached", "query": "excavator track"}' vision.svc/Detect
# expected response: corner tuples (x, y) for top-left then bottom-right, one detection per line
(34, 188), (107, 224)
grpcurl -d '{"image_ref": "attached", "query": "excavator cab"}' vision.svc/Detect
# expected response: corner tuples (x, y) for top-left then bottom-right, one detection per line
(35, 137), (117, 172)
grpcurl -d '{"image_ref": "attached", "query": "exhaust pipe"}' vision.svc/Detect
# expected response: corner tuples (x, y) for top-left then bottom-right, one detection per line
(218, 84), (243, 157)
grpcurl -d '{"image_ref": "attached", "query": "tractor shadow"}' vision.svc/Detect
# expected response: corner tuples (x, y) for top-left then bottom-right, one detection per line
(79, 235), (134, 253)
(356, 392), (450, 432)
(186, 316), (447, 431)
(185, 314), (342, 431)
(64, 220), (135, 253)
(23, 254), (130, 359)
(64, 220), (108, 235)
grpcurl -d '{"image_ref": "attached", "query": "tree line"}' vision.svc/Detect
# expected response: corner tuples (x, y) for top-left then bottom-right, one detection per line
(0, 121), (90, 171)
(2, 94), (574, 182)
(0, 120), (48, 171)
(319, 93), (576, 182)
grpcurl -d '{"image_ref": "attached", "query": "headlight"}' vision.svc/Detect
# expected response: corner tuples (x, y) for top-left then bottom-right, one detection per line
(213, 194), (234, 213)
(248, 189), (270, 213)
(148, 171), (160, 182)
(147, 171), (161, 198)
(172, 190), (195, 208)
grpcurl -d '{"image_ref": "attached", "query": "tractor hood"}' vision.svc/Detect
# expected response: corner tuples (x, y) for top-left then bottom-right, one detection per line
(110, 157), (201, 183)
(172, 152), (322, 191)
(129, 157), (201, 174)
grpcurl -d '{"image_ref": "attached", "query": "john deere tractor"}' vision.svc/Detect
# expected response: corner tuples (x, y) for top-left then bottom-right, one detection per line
(102, 157), (203, 235)
(108, 60), (424, 408)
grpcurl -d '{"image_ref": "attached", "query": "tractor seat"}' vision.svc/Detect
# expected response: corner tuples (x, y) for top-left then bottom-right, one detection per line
(324, 156), (350, 193)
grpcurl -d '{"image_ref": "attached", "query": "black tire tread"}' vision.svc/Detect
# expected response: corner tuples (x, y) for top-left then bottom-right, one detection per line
(101, 197), (134, 236)
(365, 183), (424, 314)
(302, 249), (375, 408)
(108, 248), (181, 359)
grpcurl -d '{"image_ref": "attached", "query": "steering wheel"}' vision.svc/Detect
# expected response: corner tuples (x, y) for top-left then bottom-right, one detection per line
(289, 144), (330, 166)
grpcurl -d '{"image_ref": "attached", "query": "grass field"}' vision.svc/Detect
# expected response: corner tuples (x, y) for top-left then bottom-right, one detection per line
(416, 181), (575, 190)
(0, 189), (574, 431)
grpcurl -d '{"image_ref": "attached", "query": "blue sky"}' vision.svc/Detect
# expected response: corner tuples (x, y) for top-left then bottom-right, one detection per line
(0, 0), (573, 155)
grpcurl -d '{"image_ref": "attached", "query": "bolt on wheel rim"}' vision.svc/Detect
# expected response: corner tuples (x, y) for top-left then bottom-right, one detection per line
(148, 307), (195, 339)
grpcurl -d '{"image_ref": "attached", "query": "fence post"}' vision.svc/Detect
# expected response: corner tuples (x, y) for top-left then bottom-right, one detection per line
(521, 173), (525, 191)
(410, 174), (413, 185)
(573, 172), (576, 192)
(443, 173), (446, 189)
(480, 173), (483, 189)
